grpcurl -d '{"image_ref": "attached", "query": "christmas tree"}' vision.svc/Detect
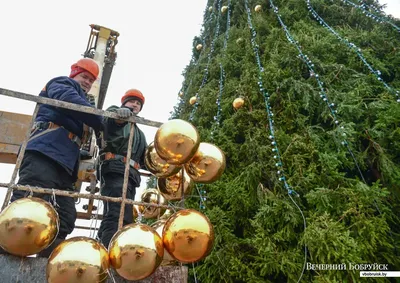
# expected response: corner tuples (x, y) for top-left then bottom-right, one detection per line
(171, 0), (400, 282)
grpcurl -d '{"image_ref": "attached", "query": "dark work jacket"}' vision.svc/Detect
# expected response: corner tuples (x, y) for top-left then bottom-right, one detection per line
(26, 76), (103, 176)
(99, 105), (147, 187)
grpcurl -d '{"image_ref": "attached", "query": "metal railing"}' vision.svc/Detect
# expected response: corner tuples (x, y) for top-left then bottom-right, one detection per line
(0, 87), (171, 231)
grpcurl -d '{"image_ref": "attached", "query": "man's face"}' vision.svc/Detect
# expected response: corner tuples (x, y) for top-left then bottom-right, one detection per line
(73, 71), (96, 93)
(124, 99), (142, 115)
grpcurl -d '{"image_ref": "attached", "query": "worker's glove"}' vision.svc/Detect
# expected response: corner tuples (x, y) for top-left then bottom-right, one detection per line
(116, 108), (132, 118)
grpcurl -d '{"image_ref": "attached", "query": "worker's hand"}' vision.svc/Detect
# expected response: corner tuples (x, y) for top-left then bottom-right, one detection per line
(116, 108), (132, 118)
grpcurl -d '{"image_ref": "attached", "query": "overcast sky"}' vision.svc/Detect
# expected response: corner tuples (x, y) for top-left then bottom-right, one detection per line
(0, 0), (398, 237)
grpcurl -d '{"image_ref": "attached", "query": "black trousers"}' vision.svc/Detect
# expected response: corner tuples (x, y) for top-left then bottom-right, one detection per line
(97, 172), (136, 248)
(11, 151), (77, 239)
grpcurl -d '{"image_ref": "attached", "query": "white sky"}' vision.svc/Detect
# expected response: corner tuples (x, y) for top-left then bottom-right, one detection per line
(0, 1), (398, 238)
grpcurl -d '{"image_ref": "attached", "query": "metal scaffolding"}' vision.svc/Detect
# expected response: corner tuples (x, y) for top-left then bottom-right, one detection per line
(0, 87), (172, 231)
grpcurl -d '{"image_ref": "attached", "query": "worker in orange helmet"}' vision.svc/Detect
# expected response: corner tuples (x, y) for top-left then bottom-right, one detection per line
(0, 58), (103, 258)
(96, 89), (148, 248)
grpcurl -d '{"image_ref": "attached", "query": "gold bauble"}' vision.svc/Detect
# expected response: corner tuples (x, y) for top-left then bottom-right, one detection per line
(255, 5), (262, 12)
(151, 220), (177, 266)
(208, 6), (213, 12)
(221, 6), (228, 13)
(163, 209), (214, 263)
(145, 142), (182, 178)
(0, 197), (59, 256)
(157, 169), (194, 201)
(139, 188), (167, 219)
(179, 91), (184, 97)
(236, 37), (244, 45)
(109, 224), (164, 281)
(233, 97), (245, 109)
(154, 119), (200, 165)
(160, 208), (174, 220)
(189, 96), (197, 105)
(196, 44), (203, 51)
(184, 142), (226, 183)
(47, 237), (109, 283)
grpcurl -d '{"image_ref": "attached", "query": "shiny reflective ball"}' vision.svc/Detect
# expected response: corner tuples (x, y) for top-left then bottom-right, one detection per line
(109, 223), (164, 280)
(47, 237), (109, 283)
(221, 6), (228, 13)
(145, 142), (182, 178)
(139, 188), (167, 219)
(255, 5), (262, 12)
(184, 142), (226, 183)
(154, 119), (200, 165)
(196, 44), (203, 51)
(163, 209), (214, 263)
(0, 197), (59, 256)
(157, 169), (193, 201)
(189, 96), (197, 105)
(233, 97), (245, 109)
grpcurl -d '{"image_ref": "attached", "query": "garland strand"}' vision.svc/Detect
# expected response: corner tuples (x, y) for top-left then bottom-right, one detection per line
(341, 0), (400, 32)
(269, 0), (368, 184)
(306, 0), (400, 102)
(211, 0), (232, 140)
(190, 0), (223, 121)
(245, 2), (307, 282)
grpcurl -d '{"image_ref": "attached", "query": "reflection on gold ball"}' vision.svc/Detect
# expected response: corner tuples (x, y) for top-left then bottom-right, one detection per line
(233, 97), (245, 109)
(189, 96), (197, 105)
(255, 5), (262, 12)
(196, 44), (203, 51)
(151, 220), (177, 266)
(154, 119), (200, 165)
(0, 197), (59, 256)
(160, 208), (174, 220)
(139, 188), (167, 219)
(157, 169), (193, 201)
(145, 142), (182, 178)
(184, 143), (226, 183)
(47, 237), (109, 283)
(221, 6), (228, 13)
(163, 209), (214, 263)
(109, 224), (164, 280)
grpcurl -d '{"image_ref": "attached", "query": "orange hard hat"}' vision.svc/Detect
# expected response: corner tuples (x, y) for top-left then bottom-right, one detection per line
(121, 89), (145, 109)
(71, 58), (99, 79)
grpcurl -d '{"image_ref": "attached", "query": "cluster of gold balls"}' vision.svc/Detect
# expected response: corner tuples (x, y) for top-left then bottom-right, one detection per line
(0, 119), (226, 282)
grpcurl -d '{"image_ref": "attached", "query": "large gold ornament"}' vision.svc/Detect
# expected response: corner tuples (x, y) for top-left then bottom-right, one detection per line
(189, 96), (197, 105)
(154, 119), (200, 165)
(221, 6), (228, 13)
(196, 44), (203, 51)
(47, 237), (109, 283)
(145, 142), (182, 178)
(0, 197), (59, 256)
(233, 97), (245, 109)
(157, 169), (194, 201)
(151, 220), (176, 266)
(163, 209), (214, 263)
(255, 5), (262, 12)
(109, 223), (164, 281)
(138, 188), (167, 219)
(184, 142), (226, 183)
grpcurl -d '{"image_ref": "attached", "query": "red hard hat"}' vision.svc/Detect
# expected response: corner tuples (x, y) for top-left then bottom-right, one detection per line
(121, 89), (145, 108)
(71, 58), (99, 79)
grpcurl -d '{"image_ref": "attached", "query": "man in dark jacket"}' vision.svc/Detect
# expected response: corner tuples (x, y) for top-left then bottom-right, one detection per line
(9, 58), (104, 257)
(97, 89), (147, 248)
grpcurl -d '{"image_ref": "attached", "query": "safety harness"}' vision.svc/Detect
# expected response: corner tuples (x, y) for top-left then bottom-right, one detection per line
(30, 121), (82, 147)
(99, 152), (140, 170)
